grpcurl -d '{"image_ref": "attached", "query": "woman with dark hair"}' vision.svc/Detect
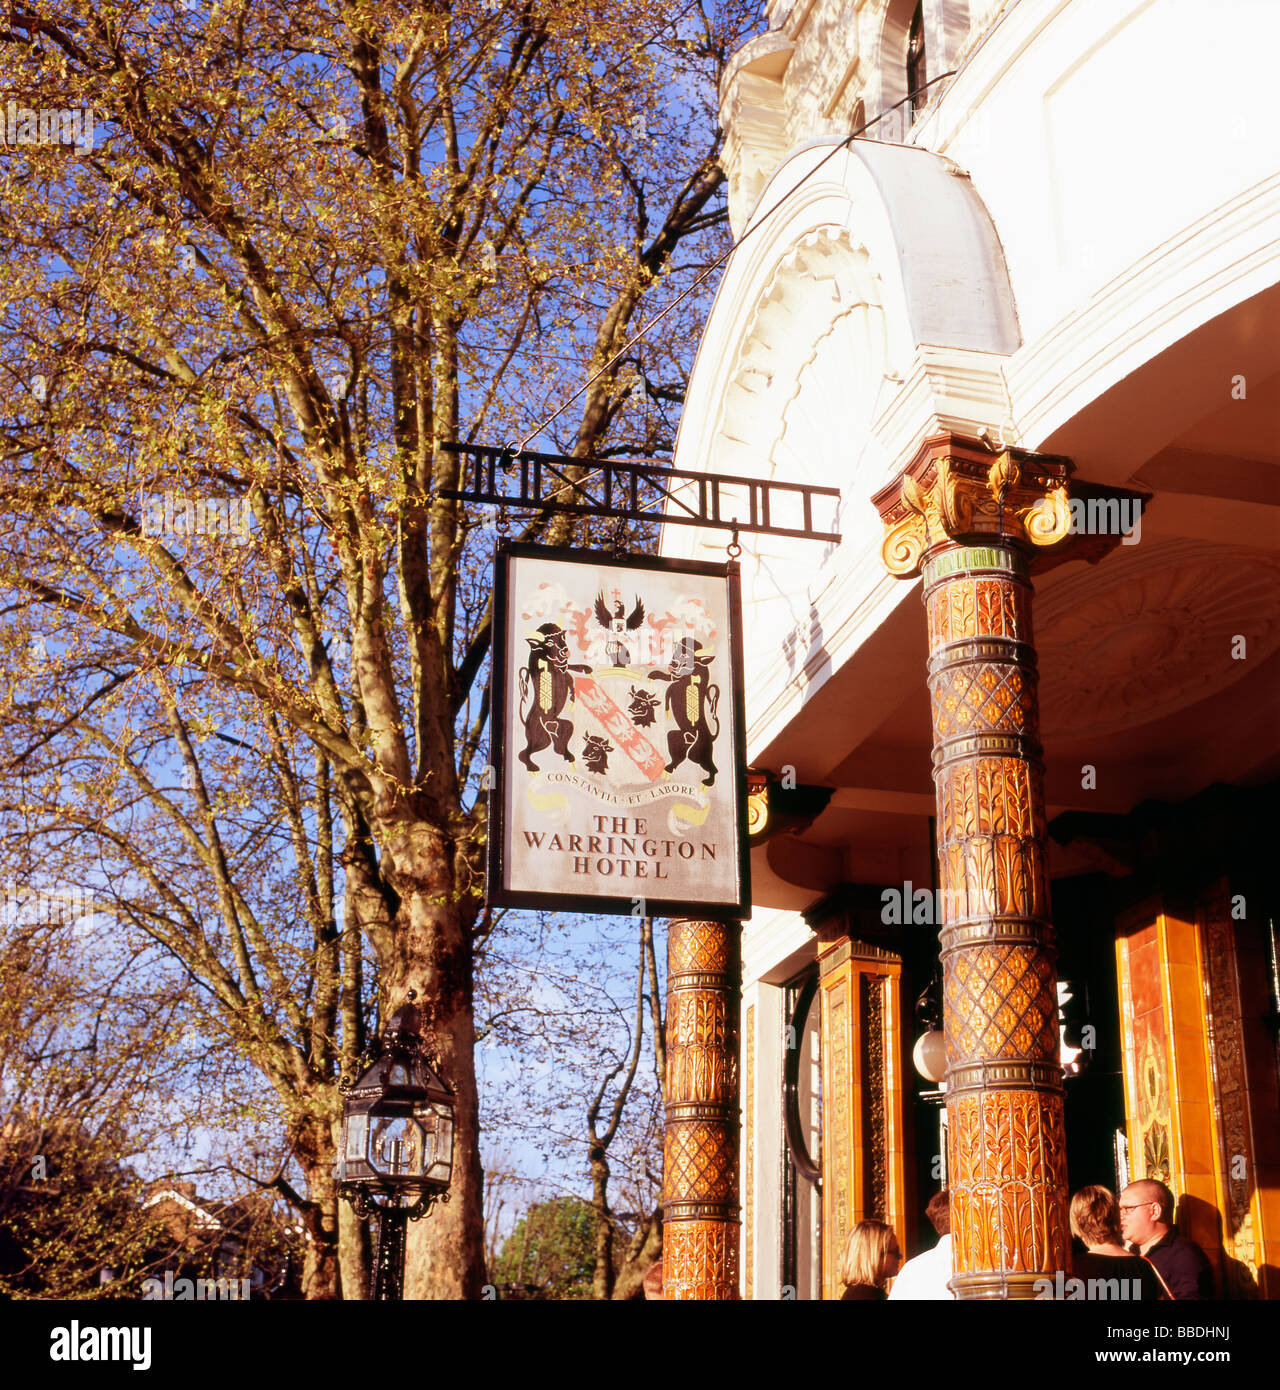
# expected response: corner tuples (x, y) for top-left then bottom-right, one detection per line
(1071, 1185), (1167, 1301)
(839, 1219), (902, 1300)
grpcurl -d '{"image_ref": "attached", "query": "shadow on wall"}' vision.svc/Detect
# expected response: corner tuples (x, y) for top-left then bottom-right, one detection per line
(781, 603), (829, 683)
(1178, 1192), (1262, 1300)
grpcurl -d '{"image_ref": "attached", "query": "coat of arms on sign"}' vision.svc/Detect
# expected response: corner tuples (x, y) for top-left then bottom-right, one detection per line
(516, 581), (720, 790)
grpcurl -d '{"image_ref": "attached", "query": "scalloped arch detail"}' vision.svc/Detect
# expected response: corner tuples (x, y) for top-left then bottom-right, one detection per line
(712, 226), (886, 482)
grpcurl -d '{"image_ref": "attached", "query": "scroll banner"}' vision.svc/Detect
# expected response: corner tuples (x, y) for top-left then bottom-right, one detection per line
(487, 543), (749, 918)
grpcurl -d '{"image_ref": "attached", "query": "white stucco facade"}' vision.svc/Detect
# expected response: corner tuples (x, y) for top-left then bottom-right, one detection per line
(661, 0), (1280, 1300)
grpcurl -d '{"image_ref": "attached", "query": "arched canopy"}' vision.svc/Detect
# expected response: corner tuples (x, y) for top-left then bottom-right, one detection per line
(667, 137), (1019, 553)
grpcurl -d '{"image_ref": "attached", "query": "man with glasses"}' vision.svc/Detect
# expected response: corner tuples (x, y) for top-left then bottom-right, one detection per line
(1118, 1179), (1214, 1300)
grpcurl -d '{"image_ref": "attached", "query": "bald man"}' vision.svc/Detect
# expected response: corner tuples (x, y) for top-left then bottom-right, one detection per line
(1118, 1179), (1214, 1300)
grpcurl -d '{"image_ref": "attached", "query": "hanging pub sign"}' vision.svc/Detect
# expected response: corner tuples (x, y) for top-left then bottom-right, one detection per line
(487, 543), (749, 918)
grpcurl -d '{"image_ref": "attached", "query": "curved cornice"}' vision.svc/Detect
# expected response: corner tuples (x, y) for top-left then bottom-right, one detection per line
(719, 29), (795, 109)
(738, 138), (1021, 355)
(669, 140), (1019, 520)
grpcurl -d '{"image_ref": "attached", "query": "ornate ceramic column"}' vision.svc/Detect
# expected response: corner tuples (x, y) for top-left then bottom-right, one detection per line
(873, 435), (1141, 1298)
(662, 916), (741, 1299)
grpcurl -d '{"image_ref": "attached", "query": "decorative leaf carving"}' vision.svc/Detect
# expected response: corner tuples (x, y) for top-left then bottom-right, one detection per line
(977, 757), (1001, 834)
(1023, 485), (1070, 545)
(881, 517), (927, 577)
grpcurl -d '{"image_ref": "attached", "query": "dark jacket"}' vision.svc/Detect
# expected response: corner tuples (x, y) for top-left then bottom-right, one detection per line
(840, 1283), (886, 1301)
(1073, 1250), (1165, 1302)
(1138, 1231), (1214, 1300)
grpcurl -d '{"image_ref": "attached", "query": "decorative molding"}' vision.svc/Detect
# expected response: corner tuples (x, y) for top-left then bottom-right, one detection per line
(744, 1002), (755, 1300)
(944, 944), (1059, 1070)
(948, 1089), (1070, 1275)
(873, 432), (1152, 580)
(666, 991), (737, 1107)
(874, 435), (1072, 578)
(818, 935), (901, 974)
(1035, 540), (1280, 740)
(663, 1222), (741, 1301)
(863, 972), (887, 1220)
(823, 969), (852, 1300)
(713, 226), (885, 477)
(868, 343), (1019, 479)
(719, 31), (796, 238)
(1199, 885), (1261, 1298)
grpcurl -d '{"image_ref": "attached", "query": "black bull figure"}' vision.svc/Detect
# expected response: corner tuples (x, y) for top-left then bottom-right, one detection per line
(649, 641), (720, 787)
(519, 623), (591, 772)
(627, 686), (660, 727)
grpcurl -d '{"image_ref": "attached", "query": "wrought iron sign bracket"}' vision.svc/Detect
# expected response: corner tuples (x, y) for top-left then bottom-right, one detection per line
(440, 441), (841, 543)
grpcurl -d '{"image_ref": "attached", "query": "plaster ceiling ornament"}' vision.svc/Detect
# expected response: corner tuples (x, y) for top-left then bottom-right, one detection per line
(1035, 539), (1280, 740)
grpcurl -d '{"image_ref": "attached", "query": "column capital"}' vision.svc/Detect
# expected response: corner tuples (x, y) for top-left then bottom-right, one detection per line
(871, 432), (1145, 579)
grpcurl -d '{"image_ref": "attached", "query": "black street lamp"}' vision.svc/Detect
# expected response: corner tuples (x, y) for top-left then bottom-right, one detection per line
(335, 996), (454, 1299)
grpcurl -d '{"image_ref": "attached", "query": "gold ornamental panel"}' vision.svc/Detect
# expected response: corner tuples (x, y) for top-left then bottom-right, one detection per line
(937, 757), (1041, 842)
(668, 917), (734, 976)
(927, 571), (1032, 647)
(665, 989), (738, 1106)
(948, 1090), (1068, 1275)
(944, 943), (1059, 1066)
(930, 662), (1036, 740)
(663, 1220), (740, 1300)
(663, 1119), (739, 1206)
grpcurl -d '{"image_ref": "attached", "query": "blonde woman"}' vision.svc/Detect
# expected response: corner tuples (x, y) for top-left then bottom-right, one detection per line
(839, 1218), (902, 1300)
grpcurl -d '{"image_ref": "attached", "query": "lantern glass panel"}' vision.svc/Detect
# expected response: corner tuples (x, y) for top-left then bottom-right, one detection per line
(344, 1112), (369, 1163)
(415, 1101), (453, 1183)
(369, 1113), (425, 1178)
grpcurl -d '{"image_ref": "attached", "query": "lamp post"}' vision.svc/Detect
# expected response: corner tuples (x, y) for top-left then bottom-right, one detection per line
(335, 996), (455, 1300)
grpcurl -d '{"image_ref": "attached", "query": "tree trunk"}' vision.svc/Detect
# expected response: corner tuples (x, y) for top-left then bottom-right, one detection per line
(590, 1149), (614, 1300)
(296, 1145), (342, 1300)
(379, 819), (485, 1299)
(612, 1209), (662, 1300)
(337, 1200), (369, 1299)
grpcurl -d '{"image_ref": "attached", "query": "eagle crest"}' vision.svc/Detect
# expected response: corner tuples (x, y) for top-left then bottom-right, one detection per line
(593, 592), (645, 668)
